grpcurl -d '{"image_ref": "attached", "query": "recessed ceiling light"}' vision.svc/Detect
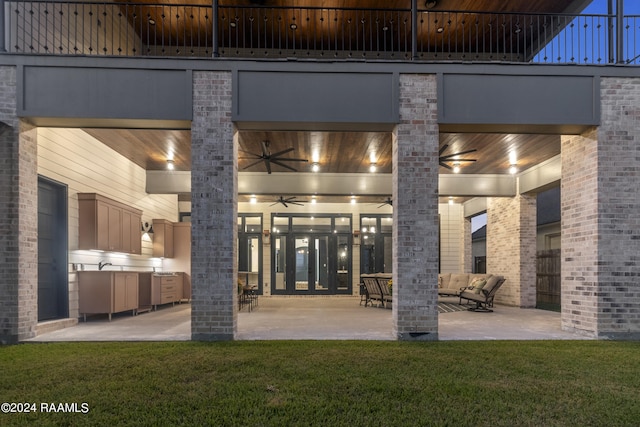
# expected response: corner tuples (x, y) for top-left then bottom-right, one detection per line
(250, 195), (257, 204)
(351, 195), (356, 204)
(290, 23), (297, 30)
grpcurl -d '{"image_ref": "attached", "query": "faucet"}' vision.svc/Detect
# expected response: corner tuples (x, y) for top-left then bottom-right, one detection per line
(98, 261), (112, 271)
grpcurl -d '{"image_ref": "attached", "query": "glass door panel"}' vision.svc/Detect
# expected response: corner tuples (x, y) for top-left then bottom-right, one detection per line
(337, 235), (350, 291)
(274, 236), (287, 291)
(294, 237), (309, 291)
(314, 236), (329, 291)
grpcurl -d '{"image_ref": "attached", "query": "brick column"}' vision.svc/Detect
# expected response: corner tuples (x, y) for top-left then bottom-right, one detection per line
(486, 195), (536, 307)
(0, 66), (38, 343)
(562, 77), (640, 339)
(191, 71), (237, 341)
(393, 74), (439, 341)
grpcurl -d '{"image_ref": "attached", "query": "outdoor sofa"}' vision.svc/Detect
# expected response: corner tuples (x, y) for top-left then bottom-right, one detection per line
(439, 273), (505, 311)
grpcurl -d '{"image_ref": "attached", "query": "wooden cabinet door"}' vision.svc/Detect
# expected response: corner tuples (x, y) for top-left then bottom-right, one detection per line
(107, 204), (122, 251)
(95, 201), (110, 251)
(130, 212), (142, 255)
(121, 210), (132, 253)
(124, 273), (139, 310)
(113, 274), (127, 312)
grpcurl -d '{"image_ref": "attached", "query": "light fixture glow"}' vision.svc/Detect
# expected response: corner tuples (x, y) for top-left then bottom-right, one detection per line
(249, 195), (257, 204)
(369, 163), (377, 173)
(370, 226), (376, 233)
(311, 162), (320, 172)
(351, 196), (356, 204)
(509, 164), (518, 175)
(453, 162), (461, 173)
(448, 196), (454, 205)
(361, 227), (368, 233)
(311, 196), (317, 204)
(167, 159), (175, 170)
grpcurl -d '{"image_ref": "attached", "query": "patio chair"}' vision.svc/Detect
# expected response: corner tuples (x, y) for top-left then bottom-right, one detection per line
(459, 276), (505, 312)
(376, 276), (392, 308)
(362, 277), (383, 307)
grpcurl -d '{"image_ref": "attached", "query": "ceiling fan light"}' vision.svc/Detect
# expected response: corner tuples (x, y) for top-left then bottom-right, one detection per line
(453, 162), (461, 173)
(312, 162), (320, 172)
(369, 163), (377, 173)
(167, 159), (175, 170)
(351, 196), (357, 204)
(509, 164), (518, 175)
(311, 196), (317, 204)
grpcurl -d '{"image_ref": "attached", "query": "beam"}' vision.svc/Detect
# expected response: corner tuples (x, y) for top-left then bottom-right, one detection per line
(147, 171), (518, 198)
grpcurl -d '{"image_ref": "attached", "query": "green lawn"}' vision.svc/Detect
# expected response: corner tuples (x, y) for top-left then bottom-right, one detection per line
(1, 341), (639, 426)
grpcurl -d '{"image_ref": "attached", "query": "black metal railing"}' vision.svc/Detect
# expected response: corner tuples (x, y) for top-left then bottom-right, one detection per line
(1, 1), (638, 65)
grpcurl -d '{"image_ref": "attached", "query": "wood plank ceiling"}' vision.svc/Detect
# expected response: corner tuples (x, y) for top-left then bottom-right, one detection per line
(84, 128), (560, 176)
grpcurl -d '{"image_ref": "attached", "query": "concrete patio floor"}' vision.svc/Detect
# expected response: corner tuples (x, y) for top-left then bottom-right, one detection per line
(28, 296), (592, 342)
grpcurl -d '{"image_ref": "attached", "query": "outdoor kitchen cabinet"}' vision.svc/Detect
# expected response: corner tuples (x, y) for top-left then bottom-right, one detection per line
(78, 271), (139, 321)
(152, 219), (174, 258)
(78, 193), (142, 254)
(151, 274), (183, 310)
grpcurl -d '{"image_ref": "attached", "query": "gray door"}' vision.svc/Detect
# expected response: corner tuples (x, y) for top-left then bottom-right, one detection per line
(38, 177), (68, 321)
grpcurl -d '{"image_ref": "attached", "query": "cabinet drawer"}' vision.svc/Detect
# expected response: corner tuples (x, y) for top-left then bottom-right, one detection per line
(161, 283), (178, 293)
(160, 292), (178, 304)
(161, 276), (178, 285)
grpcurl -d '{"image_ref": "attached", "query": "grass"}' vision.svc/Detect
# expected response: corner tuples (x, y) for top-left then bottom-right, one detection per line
(1, 340), (640, 426)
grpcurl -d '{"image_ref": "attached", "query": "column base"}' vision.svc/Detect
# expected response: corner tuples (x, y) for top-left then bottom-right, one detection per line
(398, 331), (438, 341)
(191, 333), (234, 342)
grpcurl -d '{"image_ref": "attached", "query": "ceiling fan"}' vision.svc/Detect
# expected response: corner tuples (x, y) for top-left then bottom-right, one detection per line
(239, 140), (308, 174)
(377, 197), (393, 208)
(439, 144), (477, 170)
(270, 195), (308, 208)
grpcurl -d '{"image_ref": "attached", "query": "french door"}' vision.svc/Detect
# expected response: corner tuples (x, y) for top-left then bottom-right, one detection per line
(271, 214), (352, 295)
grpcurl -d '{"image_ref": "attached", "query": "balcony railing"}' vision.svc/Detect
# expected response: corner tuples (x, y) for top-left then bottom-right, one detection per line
(1, 1), (639, 65)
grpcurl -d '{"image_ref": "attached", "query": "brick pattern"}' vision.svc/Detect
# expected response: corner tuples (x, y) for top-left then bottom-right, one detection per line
(393, 74), (439, 341)
(486, 195), (536, 307)
(190, 71), (237, 341)
(0, 66), (39, 343)
(462, 217), (472, 273)
(562, 77), (640, 339)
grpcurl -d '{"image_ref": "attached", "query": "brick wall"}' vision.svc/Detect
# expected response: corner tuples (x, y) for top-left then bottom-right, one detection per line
(393, 74), (439, 341)
(0, 66), (38, 343)
(486, 195), (536, 307)
(462, 216), (472, 273)
(190, 71), (237, 341)
(562, 77), (640, 339)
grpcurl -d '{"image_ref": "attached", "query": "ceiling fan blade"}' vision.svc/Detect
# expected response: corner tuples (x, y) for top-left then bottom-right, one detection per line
(239, 149), (260, 156)
(261, 140), (271, 157)
(440, 149), (478, 159)
(269, 147), (295, 158)
(270, 160), (298, 172)
(453, 159), (477, 163)
(439, 162), (453, 170)
(439, 144), (449, 155)
(275, 157), (309, 163)
(242, 159), (264, 170)
(265, 158), (272, 174)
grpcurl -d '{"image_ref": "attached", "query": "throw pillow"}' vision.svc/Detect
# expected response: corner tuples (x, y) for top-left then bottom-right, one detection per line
(469, 277), (487, 294)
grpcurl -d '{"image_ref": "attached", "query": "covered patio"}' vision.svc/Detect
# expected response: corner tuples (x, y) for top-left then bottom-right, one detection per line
(28, 297), (590, 342)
